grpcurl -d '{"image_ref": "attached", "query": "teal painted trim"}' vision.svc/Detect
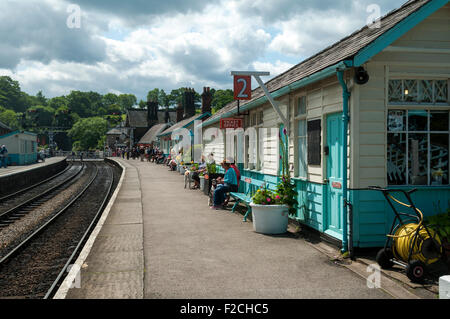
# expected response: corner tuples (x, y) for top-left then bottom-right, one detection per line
(0, 130), (37, 139)
(350, 187), (450, 248)
(337, 70), (350, 253)
(203, 61), (349, 127)
(353, 0), (448, 66)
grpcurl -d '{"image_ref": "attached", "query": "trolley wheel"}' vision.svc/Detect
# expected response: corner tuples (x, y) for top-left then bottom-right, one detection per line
(406, 260), (426, 283)
(376, 248), (394, 269)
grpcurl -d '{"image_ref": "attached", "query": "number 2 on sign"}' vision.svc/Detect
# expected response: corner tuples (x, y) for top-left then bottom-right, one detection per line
(234, 75), (251, 100)
(237, 78), (248, 98)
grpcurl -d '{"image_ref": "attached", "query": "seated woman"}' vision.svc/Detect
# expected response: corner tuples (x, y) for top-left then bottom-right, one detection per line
(211, 159), (238, 210)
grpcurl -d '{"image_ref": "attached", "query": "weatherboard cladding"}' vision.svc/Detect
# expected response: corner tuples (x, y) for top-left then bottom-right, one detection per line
(206, 0), (430, 125)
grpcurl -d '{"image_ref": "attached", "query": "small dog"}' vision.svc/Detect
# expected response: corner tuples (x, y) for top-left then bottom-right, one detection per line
(184, 169), (191, 189)
(208, 178), (217, 206)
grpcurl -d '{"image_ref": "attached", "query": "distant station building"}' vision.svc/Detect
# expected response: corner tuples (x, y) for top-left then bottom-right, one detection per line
(125, 103), (177, 146)
(106, 126), (129, 150)
(0, 130), (38, 165)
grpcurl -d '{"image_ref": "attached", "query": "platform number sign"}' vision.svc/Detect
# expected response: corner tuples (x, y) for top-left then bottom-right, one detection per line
(234, 75), (251, 100)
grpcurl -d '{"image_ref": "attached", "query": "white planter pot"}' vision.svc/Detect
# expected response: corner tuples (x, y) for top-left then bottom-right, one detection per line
(250, 203), (289, 234)
(179, 166), (185, 175)
(199, 176), (205, 190)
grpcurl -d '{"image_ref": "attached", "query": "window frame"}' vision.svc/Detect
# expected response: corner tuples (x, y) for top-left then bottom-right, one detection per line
(388, 78), (450, 106)
(387, 108), (450, 186)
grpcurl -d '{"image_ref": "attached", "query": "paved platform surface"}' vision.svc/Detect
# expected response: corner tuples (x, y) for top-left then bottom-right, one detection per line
(62, 158), (391, 299)
(0, 157), (66, 178)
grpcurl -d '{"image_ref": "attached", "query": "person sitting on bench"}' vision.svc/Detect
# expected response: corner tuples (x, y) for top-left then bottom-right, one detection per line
(211, 159), (238, 210)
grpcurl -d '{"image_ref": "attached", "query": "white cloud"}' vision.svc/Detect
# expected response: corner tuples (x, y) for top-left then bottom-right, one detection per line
(0, 0), (407, 101)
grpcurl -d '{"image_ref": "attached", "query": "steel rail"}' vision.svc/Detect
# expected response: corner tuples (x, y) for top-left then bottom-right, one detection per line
(44, 162), (115, 299)
(0, 163), (85, 223)
(0, 162), (73, 203)
(0, 162), (98, 266)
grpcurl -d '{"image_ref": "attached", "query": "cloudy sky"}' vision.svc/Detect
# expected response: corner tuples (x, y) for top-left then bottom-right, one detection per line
(0, 0), (406, 102)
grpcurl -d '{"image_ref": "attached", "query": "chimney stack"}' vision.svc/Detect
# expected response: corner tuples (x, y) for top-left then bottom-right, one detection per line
(201, 87), (212, 115)
(147, 101), (158, 128)
(164, 107), (170, 123)
(176, 102), (184, 122)
(182, 88), (196, 119)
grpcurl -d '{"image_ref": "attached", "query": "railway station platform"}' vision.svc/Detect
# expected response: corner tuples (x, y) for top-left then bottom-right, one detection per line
(0, 156), (66, 178)
(56, 158), (421, 299)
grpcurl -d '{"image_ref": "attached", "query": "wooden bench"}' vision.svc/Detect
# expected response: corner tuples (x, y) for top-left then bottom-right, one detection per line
(230, 176), (266, 222)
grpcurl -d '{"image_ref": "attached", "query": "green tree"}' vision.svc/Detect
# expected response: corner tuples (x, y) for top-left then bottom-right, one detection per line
(68, 117), (108, 150)
(54, 106), (73, 128)
(103, 93), (119, 107)
(0, 109), (19, 129)
(27, 105), (55, 127)
(212, 89), (234, 112)
(67, 91), (92, 118)
(118, 94), (137, 112)
(138, 100), (146, 109)
(35, 91), (47, 106)
(0, 76), (28, 112)
(169, 88), (183, 107)
(48, 96), (68, 110)
(147, 88), (160, 104)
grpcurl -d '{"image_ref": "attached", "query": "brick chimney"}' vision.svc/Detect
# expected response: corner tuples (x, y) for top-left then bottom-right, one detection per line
(201, 87), (212, 114)
(147, 101), (158, 128)
(176, 102), (184, 122)
(182, 88), (196, 119)
(164, 107), (170, 123)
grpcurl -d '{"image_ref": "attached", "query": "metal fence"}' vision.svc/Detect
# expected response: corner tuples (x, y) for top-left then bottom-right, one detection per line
(53, 150), (112, 159)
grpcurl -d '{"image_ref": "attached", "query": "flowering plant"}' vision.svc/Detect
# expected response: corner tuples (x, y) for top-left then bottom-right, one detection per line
(251, 127), (297, 215)
(252, 187), (282, 205)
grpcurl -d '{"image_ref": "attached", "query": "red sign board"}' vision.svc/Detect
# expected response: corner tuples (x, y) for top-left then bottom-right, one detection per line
(332, 182), (342, 189)
(233, 75), (251, 100)
(220, 118), (243, 129)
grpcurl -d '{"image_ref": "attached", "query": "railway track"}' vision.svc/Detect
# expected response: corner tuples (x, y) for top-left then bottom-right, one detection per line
(0, 161), (72, 203)
(0, 163), (85, 228)
(0, 161), (119, 299)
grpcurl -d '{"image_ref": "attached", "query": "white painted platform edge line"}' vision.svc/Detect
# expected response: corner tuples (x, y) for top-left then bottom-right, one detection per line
(53, 158), (126, 299)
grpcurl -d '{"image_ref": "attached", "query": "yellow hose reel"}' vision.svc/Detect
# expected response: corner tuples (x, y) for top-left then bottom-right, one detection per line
(371, 187), (445, 283)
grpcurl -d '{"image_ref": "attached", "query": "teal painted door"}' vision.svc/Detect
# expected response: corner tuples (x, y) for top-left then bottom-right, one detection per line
(325, 113), (343, 239)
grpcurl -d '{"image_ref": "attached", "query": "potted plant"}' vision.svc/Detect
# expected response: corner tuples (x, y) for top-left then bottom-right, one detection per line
(250, 187), (289, 234)
(249, 127), (297, 234)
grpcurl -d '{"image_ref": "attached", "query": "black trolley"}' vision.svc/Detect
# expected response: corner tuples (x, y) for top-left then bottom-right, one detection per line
(368, 186), (445, 283)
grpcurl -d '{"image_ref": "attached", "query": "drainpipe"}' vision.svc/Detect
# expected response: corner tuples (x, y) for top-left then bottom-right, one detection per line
(337, 69), (350, 254)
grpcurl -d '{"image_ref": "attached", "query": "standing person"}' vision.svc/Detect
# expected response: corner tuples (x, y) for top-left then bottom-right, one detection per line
(0, 145), (8, 168)
(126, 147), (130, 160)
(139, 146), (145, 162)
(80, 151), (83, 162)
(211, 159), (238, 210)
